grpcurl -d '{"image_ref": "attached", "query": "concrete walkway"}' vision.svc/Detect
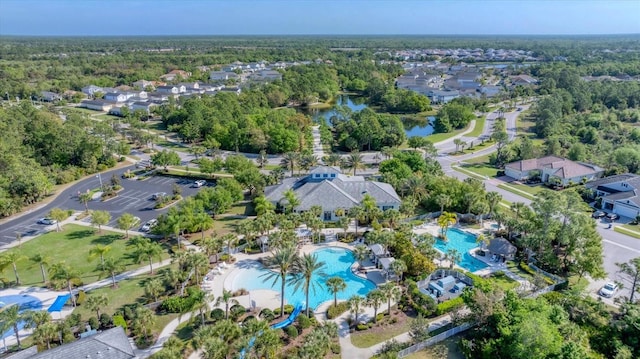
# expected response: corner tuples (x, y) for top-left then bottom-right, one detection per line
(311, 125), (326, 161)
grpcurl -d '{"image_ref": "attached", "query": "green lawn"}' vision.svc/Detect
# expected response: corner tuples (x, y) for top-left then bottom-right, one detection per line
(228, 201), (255, 216)
(460, 163), (499, 178)
(452, 166), (486, 181)
(488, 272), (520, 291)
(464, 153), (492, 165)
(63, 107), (102, 115)
(467, 116), (487, 138)
(0, 224), (170, 286)
(94, 114), (121, 121)
(427, 122), (473, 144)
(403, 337), (465, 359)
(350, 318), (411, 348)
(615, 225), (640, 239)
(155, 140), (190, 153)
(498, 183), (545, 200)
(506, 261), (536, 283)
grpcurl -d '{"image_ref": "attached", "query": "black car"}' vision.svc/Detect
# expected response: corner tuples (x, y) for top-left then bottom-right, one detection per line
(606, 213), (620, 221)
(592, 211), (606, 219)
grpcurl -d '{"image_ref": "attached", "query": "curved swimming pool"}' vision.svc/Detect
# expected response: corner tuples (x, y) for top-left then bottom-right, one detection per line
(434, 228), (489, 272)
(232, 247), (376, 309)
(0, 294), (43, 339)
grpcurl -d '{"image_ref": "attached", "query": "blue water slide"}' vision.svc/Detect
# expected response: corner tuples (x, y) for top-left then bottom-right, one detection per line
(271, 302), (304, 329)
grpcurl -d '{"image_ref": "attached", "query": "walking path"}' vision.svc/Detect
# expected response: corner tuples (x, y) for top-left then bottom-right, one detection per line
(311, 125), (326, 161)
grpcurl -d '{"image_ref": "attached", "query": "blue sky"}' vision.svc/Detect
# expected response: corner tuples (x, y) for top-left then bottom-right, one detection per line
(0, 0), (638, 36)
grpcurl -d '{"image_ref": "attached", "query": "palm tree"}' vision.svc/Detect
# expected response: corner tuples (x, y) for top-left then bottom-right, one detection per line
(261, 245), (298, 317)
(347, 151), (365, 175)
(253, 195), (275, 216)
(90, 210), (111, 234)
(383, 209), (402, 230)
(289, 253), (326, 317)
(435, 194), (452, 214)
(215, 289), (239, 320)
(326, 277), (347, 307)
(256, 149), (269, 169)
(281, 151), (300, 177)
(1, 251), (25, 285)
(222, 233), (238, 257)
(0, 305), (26, 348)
(353, 244), (369, 270)
(337, 216), (350, 238)
(437, 211), (457, 240)
(453, 138), (462, 153)
(476, 233), (490, 250)
(347, 295), (365, 325)
(49, 262), (79, 306)
(190, 289), (213, 327)
(32, 322), (57, 350)
(132, 238), (163, 274)
(485, 191), (503, 218)
(78, 192), (93, 213)
(186, 251), (209, 285)
(379, 282), (402, 317)
(30, 253), (51, 283)
(194, 211), (214, 240)
(117, 213), (139, 239)
(366, 289), (385, 323)
(101, 257), (125, 288)
(199, 235), (224, 263)
(299, 154), (319, 173)
(390, 258), (407, 282)
(132, 306), (156, 341)
(85, 294), (108, 319)
(48, 208), (67, 232)
(323, 153), (342, 167)
(282, 189), (300, 214)
(144, 278), (164, 303)
(445, 249), (461, 269)
(88, 244), (111, 266)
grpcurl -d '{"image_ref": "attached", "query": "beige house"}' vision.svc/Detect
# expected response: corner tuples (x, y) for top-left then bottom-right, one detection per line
(505, 156), (603, 186)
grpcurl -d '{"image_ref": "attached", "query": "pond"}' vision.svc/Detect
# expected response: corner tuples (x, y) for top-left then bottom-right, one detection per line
(306, 94), (434, 137)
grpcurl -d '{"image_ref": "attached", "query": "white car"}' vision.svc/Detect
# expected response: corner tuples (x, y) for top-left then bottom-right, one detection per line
(152, 192), (167, 200)
(599, 282), (618, 298)
(141, 219), (158, 232)
(37, 218), (57, 225)
(194, 180), (206, 188)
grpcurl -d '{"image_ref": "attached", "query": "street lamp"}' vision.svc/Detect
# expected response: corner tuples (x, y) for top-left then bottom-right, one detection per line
(96, 173), (103, 190)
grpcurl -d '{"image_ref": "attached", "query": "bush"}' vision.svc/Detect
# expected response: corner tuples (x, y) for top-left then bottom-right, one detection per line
(88, 316), (99, 330)
(297, 314), (311, 329)
(330, 343), (341, 355)
(285, 325), (299, 338)
(99, 313), (112, 329)
(519, 262), (554, 285)
(273, 308), (281, 317)
(326, 302), (348, 319)
(230, 304), (246, 321)
(405, 279), (436, 317)
(356, 323), (368, 331)
(76, 290), (87, 305)
(435, 297), (465, 316)
(260, 308), (274, 321)
(113, 315), (127, 330)
(161, 296), (188, 313)
(283, 304), (294, 314)
(210, 308), (225, 321)
(232, 288), (248, 296)
(376, 313), (385, 322)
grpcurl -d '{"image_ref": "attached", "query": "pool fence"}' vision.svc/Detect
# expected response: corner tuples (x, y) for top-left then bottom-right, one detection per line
(397, 322), (475, 358)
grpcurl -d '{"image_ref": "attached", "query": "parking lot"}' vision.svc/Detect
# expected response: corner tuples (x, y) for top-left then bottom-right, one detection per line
(0, 167), (211, 246)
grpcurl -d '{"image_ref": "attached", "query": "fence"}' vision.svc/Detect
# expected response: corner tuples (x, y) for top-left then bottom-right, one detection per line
(397, 322), (474, 358)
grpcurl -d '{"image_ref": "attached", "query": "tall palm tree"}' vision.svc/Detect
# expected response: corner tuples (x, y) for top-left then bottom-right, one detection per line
(253, 195), (275, 216)
(85, 294), (108, 319)
(435, 194), (452, 214)
(437, 211), (457, 240)
(117, 213), (139, 239)
(132, 306), (156, 341)
(186, 251), (209, 285)
(194, 211), (214, 240)
(256, 149), (269, 169)
(453, 138), (462, 153)
(49, 262), (79, 306)
(299, 154), (319, 173)
(353, 244), (369, 270)
(144, 278), (164, 303)
(88, 244), (111, 266)
(1, 251), (25, 285)
(261, 245), (298, 317)
(485, 191), (503, 218)
(390, 259), (407, 282)
(379, 283), (402, 317)
(445, 249), (461, 269)
(215, 289), (239, 320)
(32, 322), (57, 350)
(347, 151), (365, 176)
(280, 151), (300, 177)
(347, 295), (365, 325)
(366, 289), (385, 323)
(282, 189), (300, 214)
(222, 233), (238, 257)
(323, 153), (342, 167)
(30, 253), (51, 283)
(101, 257), (125, 288)
(0, 305), (26, 348)
(383, 209), (402, 230)
(48, 208), (67, 232)
(326, 277), (347, 307)
(78, 192), (93, 213)
(190, 289), (213, 327)
(289, 253), (326, 317)
(199, 235), (224, 263)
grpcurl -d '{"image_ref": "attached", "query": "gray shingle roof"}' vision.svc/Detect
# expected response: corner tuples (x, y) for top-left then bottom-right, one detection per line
(487, 237), (517, 256)
(16, 326), (135, 359)
(585, 173), (638, 189)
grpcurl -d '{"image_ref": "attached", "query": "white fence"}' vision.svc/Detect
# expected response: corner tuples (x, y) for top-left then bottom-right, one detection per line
(397, 322), (474, 358)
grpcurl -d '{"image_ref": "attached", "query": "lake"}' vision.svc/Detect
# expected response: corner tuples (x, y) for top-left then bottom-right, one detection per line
(306, 94), (434, 137)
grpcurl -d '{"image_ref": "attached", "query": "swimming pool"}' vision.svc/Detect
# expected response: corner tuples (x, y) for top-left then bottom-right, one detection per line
(434, 228), (489, 272)
(232, 247), (376, 309)
(0, 294), (43, 340)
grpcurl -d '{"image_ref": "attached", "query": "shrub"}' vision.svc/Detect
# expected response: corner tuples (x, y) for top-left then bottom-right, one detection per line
(376, 313), (385, 322)
(297, 314), (311, 329)
(435, 297), (465, 316)
(356, 323), (368, 331)
(76, 290), (87, 305)
(405, 279), (436, 317)
(327, 302), (348, 319)
(99, 313), (112, 329)
(285, 325), (299, 338)
(330, 343), (341, 355)
(260, 308), (274, 321)
(88, 316), (99, 330)
(283, 304), (294, 314)
(210, 308), (225, 321)
(273, 308), (281, 317)
(232, 288), (248, 296)
(230, 304), (246, 321)
(519, 262), (554, 285)
(161, 296), (188, 313)
(113, 315), (127, 330)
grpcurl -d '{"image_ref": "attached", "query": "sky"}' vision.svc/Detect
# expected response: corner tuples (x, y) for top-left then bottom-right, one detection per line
(0, 0), (638, 36)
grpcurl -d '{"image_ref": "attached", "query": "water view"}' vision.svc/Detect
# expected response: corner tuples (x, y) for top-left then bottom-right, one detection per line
(307, 94), (434, 137)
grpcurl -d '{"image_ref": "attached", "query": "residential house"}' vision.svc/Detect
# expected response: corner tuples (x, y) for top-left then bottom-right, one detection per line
(505, 156), (604, 186)
(511, 74), (538, 86)
(160, 69), (191, 81)
(264, 166), (401, 221)
(104, 92), (127, 103)
(132, 79), (155, 90)
(156, 85), (186, 94)
(81, 84), (103, 97)
(5, 326), (135, 359)
(210, 71), (240, 82)
(130, 101), (157, 114)
(479, 85), (502, 97)
(250, 70), (282, 82)
(425, 89), (459, 104)
(39, 91), (62, 102)
(80, 99), (114, 111)
(585, 174), (640, 218)
(220, 87), (242, 95)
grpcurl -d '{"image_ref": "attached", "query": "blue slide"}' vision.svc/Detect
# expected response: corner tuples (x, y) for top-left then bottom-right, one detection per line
(271, 303), (304, 329)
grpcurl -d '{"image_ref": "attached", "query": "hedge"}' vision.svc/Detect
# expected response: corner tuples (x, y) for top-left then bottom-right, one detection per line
(520, 262), (554, 285)
(435, 296), (464, 316)
(327, 302), (348, 319)
(405, 279), (436, 317)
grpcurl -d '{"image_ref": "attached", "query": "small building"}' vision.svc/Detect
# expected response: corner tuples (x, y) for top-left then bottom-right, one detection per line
(486, 237), (517, 260)
(156, 85), (186, 94)
(425, 89), (460, 104)
(80, 99), (114, 111)
(160, 69), (191, 81)
(505, 156), (603, 186)
(585, 174), (640, 218)
(104, 92), (127, 102)
(132, 79), (155, 90)
(81, 84), (103, 97)
(39, 91), (62, 102)
(210, 71), (240, 81)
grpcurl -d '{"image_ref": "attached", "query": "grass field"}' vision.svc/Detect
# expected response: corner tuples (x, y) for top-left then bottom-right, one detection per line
(427, 121), (473, 144)
(489, 272), (520, 291)
(0, 224), (170, 286)
(155, 140), (190, 153)
(464, 153), (492, 165)
(467, 116), (487, 138)
(403, 337), (464, 359)
(615, 225), (640, 239)
(498, 183), (545, 200)
(460, 163), (499, 178)
(350, 318), (411, 348)
(452, 166), (487, 181)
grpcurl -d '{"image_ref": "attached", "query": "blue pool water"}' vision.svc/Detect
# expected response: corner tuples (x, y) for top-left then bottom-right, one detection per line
(233, 247), (376, 309)
(0, 295), (43, 339)
(434, 228), (489, 272)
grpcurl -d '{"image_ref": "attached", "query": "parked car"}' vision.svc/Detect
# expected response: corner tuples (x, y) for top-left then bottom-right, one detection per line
(606, 213), (620, 221)
(152, 192), (167, 200)
(141, 219), (158, 232)
(592, 210), (606, 219)
(599, 282), (618, 298)
(193, 180), (206, 188)
(37, 218), (57, 225)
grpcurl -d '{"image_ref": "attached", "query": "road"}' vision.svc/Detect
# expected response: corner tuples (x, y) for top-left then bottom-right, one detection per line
(0, 165), (206, 247)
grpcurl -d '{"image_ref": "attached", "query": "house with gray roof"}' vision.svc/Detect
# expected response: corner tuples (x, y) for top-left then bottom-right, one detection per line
(264, 166), (401, 221)
(505, 156), (603, 186)
(585, 174), (640, 219)
(6, 326), (135, 359)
